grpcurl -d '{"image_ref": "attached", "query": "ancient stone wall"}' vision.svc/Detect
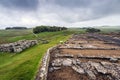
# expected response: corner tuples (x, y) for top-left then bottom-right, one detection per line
(0, 40), (38, 53)
(35, 46), (58, 80)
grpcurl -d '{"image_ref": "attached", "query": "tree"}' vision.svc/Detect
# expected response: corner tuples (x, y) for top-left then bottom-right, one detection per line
(33, 25), (67, 34)
(86, 28), (101, 33)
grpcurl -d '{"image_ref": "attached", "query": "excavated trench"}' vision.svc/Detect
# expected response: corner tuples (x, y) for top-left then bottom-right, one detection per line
(47, 48), (120, 80)
(36, 33), (120, 80)
(47, 34), (120, 80)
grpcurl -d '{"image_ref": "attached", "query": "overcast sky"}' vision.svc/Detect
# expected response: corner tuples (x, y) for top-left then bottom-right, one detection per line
(0, 0), (120, 28)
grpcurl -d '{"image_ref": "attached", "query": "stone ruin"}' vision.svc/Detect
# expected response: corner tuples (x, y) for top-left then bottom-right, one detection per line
(36, 46), (120, 80)
(0, 40), (38, 53)
(36, 33), (120, 80)
(35, 46), (57, 80)
(48, 53), (120, 80)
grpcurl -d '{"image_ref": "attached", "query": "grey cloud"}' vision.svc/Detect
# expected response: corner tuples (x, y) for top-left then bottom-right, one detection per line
(92, 0), (120, 14)
(66, 1), (119, 12)
(33, 0), (119, 24)
(50, 0), (92, 8)
(0, 0), (120, 28)
(51, 0), (120, 10)
(47, 0), (120, 19)
(0, 0), (39, 10)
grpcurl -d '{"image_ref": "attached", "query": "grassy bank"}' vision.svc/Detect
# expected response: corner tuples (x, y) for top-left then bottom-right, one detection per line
(0, 30), (78, 80)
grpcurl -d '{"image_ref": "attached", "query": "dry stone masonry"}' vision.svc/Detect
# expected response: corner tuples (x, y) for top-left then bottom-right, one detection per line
(35, 46), (58, 80)
(0, 40), (38, 53)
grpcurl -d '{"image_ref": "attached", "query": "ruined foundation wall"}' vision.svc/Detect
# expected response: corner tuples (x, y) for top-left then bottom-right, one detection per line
(0, 40), (38, 53)
(35, 46), (58, 80)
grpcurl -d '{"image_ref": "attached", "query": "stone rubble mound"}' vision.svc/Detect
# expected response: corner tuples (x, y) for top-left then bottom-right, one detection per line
(49, 58), (120, 80)
(0, 40), (38, 53)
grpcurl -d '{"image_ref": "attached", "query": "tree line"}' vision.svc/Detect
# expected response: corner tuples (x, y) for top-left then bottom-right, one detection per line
(33, 26), (67, 34)
(86, 28), (101, 33)
(6, 27), (27, 30)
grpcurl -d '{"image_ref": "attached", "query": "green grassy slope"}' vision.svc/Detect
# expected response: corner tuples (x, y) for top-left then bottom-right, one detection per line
(0, 29), (33, 44)
(0, 30), (79, 80)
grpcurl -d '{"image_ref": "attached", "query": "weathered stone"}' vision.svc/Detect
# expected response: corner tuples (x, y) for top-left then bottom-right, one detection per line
(90, 62), (108, 74)
(0, 40), (38, 53)
(53, 67), (61, 70)
(49, 67), (61, 72)
(101, 62), (115, 70)
(72, 65), (85, 74)
(52, 59), (63, 67)
(86, 70), (96, 80)
(15, 48), (23, 53)
(81, 62), (91, 70)
(72, 59), (81, 65)
(62, 59), (72, 66)
(54, 53), (74, 58)
(101, 62), (120, 79)
(109, 58), (118, 63)
(108, 69), (120, 80)
(36, 47), (52, 80)
(76, 59), (81, 65)
(72, 59), (76, 65)
(77, 54), (83, 58)
(49, 67), (54, 72)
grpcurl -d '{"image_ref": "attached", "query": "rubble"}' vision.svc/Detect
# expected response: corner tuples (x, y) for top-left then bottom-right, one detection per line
(62, 59), (72, 66)
(72, 65), (85, 74)
(101, 62), (120, 79)
(90, 62), (108, 74)
(72, 59), (81, 65)
(86, 70), (96, 80)
(51, 59), (63, 67)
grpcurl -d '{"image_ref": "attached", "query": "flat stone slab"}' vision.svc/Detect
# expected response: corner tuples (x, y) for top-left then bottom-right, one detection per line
(72, 65), (85, 74)
(62, 59), (72, 66)
(86, 70), (96, 80)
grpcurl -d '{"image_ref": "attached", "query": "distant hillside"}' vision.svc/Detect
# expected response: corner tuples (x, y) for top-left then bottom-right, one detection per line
(94, 26), (120, 29)
(93, 26), (120, 33)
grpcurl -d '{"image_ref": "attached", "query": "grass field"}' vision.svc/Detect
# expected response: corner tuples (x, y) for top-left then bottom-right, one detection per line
(0, 29), (34, 44)
(0, 29), (80, 80)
